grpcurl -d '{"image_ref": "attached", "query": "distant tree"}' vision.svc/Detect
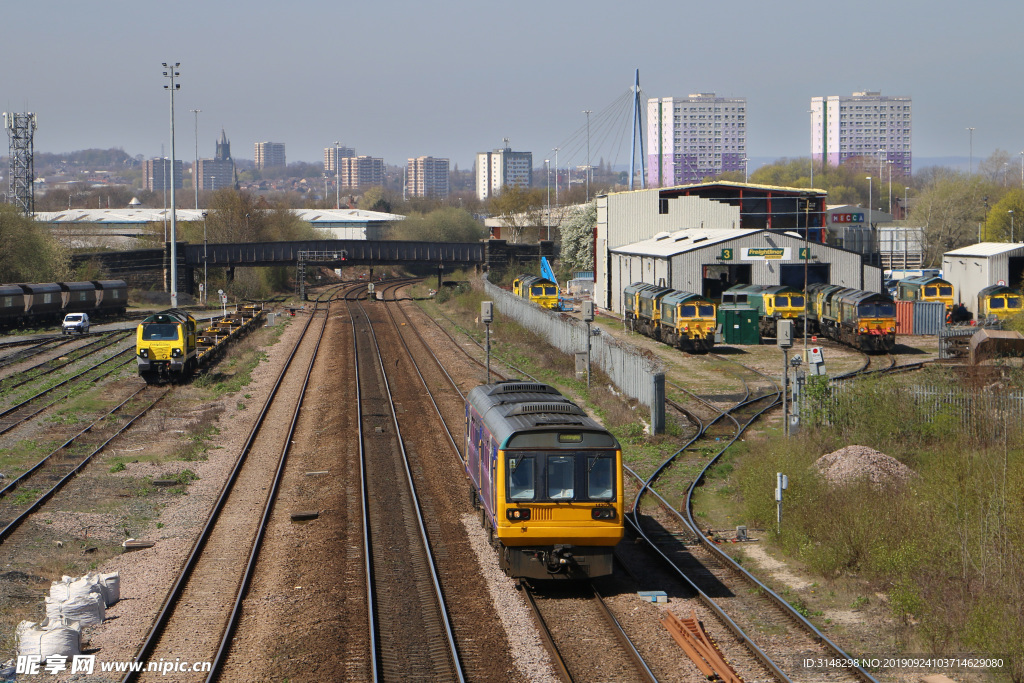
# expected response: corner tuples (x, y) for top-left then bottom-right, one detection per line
(977, 149), (1016, 185)
(487, 186), (546, 243)
(982, 189), (1024, 242)
(386, 207), (485, 242)
(357, 186), (395, 213)
(909, 171), (1000, 265)
(0, 205), (71, 281)
(559, 202), (596, 273)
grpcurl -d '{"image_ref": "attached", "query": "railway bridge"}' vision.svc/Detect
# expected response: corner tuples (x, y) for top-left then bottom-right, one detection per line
(72, 238), (554, 295)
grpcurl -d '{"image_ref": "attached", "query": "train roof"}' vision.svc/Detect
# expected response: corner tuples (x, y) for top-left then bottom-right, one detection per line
(140, 308), (195, 325)
(661, 290), (710, 306)
(623, 282), (667, 297)
(899, 275), (950, 287)
(466, 381), (618, 448)
(978, 284), (1023, 297)
(636, 285), (674, 302)
(725, 284), (803, 296)
(517, 275), (555, 287)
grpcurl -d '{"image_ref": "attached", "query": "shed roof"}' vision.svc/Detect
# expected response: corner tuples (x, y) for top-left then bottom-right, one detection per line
(610, 228), (762, 258)
(944, 242), (1024, 257)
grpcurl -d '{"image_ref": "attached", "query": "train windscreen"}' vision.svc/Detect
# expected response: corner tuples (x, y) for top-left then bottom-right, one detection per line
(859, 303), (896, 318)
(791, 296), (805, 308)
(1009, 297), (1022, 309)
(141, 324), (180, 341)
(587, 456), (615, 500)
(699, 304), (715, 317)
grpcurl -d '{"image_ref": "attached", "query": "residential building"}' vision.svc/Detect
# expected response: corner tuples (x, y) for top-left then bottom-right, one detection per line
(197, 129), (234, 192)
(143, 158), (183, 191)
(646, 93), (747, 187)
(340, 156), (385, 188)
(811, 91), (912, 177)
(406, 156), (450, 198)
(324, 145), (356, 172)
(254, 141), (286, 169)
(476, 146), (532, 201)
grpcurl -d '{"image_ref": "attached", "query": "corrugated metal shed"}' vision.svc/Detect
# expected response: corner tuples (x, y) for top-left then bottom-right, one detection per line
(942, 242), (1024, 317)
(608, 228), (868, 314)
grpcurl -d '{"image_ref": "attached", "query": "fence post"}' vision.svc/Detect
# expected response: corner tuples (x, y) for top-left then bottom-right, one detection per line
(651, 372), (665, 434)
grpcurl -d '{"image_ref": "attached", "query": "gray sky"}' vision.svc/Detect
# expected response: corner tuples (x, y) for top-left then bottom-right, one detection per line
(3, 0), (1022, 172)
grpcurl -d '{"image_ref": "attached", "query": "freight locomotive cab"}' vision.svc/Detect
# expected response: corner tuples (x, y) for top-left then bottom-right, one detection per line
(136, 309), (198, 384)
(465, 382), (624, 580)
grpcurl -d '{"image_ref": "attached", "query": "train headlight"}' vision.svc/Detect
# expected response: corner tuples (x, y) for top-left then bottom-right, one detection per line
(859, 326), (866, 333)
(137, 348), (148, 359)
(592, 508), (616, 520)
(171, 348), (183, 358)
(506, 508), (531, 521)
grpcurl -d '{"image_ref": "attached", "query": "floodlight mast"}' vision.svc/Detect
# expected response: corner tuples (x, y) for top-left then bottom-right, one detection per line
(164, 62), (181, 308)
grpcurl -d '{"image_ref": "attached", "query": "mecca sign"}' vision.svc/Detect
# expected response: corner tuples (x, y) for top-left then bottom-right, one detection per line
(831, 213), (865, 223)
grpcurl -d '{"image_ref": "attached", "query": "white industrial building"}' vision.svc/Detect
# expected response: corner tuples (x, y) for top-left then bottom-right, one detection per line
(943, 243), (1024, 314)
(608, 227), (876, 315)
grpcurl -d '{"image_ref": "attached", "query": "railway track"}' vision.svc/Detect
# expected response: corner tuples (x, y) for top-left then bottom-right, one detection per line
(0, 384), (169, 544)
(0, 330), (134, 392)
(122, 291), (335, 683)
(347, 284), (465, 681)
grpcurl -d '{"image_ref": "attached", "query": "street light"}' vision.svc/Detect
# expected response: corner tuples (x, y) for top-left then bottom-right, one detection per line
(190, 108), (200, 210)
(1010, 210), (1015, 243)
(202, 211), (208, 305)
(583, 110), (592, 202)
(552, 147), (560, 207)
(877, 148), (886, 182)
(163, 62), (180, 309)
(742, 157), (749, 183)
(334, 141), (340, 209)
(866, 176), (872, 230)
(545, 159), (550, 241)
(904, 186), (910, 221)
(887, 160), (894, 214)
(967, 127), (975, 174)
(807, 109), (814, 188)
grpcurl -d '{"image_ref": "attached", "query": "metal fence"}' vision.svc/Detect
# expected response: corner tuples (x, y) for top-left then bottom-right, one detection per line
(483, 280), (666, 432)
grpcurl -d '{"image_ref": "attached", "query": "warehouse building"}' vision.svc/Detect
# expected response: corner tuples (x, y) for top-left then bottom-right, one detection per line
(943, 243), (1024, 314)
(607, 227), (877, 315)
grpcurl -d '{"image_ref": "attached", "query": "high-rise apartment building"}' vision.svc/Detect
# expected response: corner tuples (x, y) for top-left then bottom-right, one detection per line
(811, 91), (912, 177)
(476, 146), (532, 201)
(324, 145), (356, 172)
(406, 156), (450, 198)
(340, 156), (385, 188)
(143, 158), (183, 191)
(647, 93), (747, 187)
(254, 141), (286, 169)
(197, 129), (234, 192)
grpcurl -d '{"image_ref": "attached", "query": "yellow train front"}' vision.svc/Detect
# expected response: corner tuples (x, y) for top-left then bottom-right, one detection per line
(723, 284), (805, 336)
(977, 284), (1023, 322)
(136, 309), (198, 384)
(658, 289), (716, 352)
(806, 284), (896, 352)
(465, 381), (623, 580)
(512, 275), (560, 310)
(897, 276), (954, 311)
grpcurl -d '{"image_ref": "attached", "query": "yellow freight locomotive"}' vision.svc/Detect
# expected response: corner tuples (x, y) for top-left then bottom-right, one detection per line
(623, 282), (716, 352)
(466, 381), (623, 579)
(512, 275), (560, 309)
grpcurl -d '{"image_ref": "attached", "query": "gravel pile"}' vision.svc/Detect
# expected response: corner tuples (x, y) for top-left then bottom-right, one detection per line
(814, 445), (916, 486)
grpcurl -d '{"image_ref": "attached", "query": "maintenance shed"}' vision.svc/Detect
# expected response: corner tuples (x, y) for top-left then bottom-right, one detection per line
(942, 243), (1024, 316)
(606, 227), (877, 315)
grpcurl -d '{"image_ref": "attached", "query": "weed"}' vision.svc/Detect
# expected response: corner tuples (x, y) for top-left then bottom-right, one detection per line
(109, 462), (126, 473)
(851, 595), (869, 609)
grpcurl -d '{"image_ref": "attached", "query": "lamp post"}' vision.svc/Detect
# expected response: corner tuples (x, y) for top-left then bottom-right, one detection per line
(545, 159), (550, 241)
(1010, 210), (1015, 243)
(163, 62), (180, 309)
(1020, 150), (1024, 188)
(190, 108), (200, 210)
(742, 157), (749, 183)
(202, 211), (208, 305)
(552, 147), (560, 207)
(334, 141), (340, 209)
(866, 176), (872, 231)
(807, 108), (815, 188)
(967, 127), (975, 174)
(904, 186), (910, 221)
(887, 160), (894, 214)
(877, 148), (886, 182)
(583, 110), (592, 202)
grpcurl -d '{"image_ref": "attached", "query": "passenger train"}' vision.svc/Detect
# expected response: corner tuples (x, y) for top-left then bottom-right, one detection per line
(623, 282), (716, 353)
(465, 381), (624, 580)
(0, 280), (128, 330)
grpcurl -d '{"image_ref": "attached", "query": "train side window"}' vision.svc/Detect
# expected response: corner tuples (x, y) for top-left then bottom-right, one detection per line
(587, 456), (614, 500)
(507, 455), (535, 500)
(547, 455), (575, 500)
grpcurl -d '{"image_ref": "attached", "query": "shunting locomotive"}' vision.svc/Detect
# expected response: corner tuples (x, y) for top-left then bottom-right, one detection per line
(465, 381), (623, 579)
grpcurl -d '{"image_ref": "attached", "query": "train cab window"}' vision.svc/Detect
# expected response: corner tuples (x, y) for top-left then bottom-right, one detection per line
(1008, 297), (1022, 309)
(991, 298), (1005, 309)
(939, 286), (953, 297)
(699, 304), (714, 317)
(531, 286), (544, 296)
(587, 456), (615, 500)
(508, 455), (535, 500)
(547, 455), (574, 500)
(776, 296), (788, 307)
(545, 286), (557, 295)
(680, 305), (696, 317)
(791, 296), (805, 308)
(142, 324), (180, 341)
(924, 286), (937, 297)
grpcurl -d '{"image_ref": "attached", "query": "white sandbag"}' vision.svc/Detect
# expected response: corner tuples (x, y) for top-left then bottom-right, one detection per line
(49, 575), (102, 603)
(17, 617), (81, 659)
(45, 592), (104, 626)
(98, 571), (120, 606)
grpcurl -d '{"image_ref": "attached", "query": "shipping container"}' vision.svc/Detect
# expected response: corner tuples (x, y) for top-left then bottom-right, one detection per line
(913, 300), (947, 336)
(717, 306), (760, 345)
(895, 300), (914, 334)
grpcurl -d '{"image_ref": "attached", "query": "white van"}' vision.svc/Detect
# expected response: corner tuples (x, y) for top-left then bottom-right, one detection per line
(62, 313), (90, 335)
